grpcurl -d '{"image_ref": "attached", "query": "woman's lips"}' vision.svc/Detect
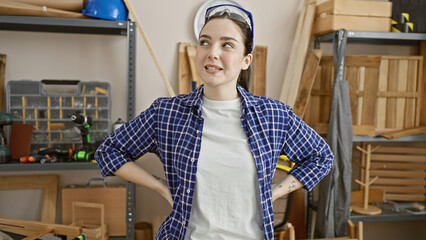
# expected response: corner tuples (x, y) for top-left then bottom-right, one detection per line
(204, 64), (223, 73)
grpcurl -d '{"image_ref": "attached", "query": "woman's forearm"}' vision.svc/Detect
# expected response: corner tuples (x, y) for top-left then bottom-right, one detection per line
(114, 161), (173, 206)
(272, 174), (304, 202)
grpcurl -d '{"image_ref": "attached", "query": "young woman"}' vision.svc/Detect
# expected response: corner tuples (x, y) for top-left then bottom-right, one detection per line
(95, 4), (333, 240)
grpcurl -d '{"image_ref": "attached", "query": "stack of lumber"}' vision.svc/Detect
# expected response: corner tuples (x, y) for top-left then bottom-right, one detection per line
(0, 0), (87, 19)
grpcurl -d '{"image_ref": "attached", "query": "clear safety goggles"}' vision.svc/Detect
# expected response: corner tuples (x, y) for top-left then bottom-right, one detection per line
(204, 4), (254, 41)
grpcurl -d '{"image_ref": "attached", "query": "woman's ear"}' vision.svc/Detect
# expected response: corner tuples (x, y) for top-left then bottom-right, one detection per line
(241, 53), (253, 70)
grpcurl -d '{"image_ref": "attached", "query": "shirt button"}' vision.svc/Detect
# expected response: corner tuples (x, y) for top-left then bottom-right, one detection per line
(182, 221), (186, 225)
(186, 189), (191, 194)
(191, 158), (195, 162)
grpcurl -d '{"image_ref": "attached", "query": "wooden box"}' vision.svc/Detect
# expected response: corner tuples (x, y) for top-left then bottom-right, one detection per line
(62, 183), (126, 236)
(304, 55), (424, 135)
(312, 0), (392, 35)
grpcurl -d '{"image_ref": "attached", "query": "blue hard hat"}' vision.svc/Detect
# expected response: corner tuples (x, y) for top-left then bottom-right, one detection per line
(82, 0), (128, 21)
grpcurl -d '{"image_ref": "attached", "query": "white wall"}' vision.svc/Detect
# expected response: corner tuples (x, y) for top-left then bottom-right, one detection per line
(1, 0), (424, 239)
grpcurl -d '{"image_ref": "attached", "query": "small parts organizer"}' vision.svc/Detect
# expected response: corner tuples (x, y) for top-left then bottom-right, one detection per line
(6, 80), (111, 154)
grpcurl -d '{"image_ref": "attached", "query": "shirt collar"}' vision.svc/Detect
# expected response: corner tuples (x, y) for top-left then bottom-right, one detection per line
(183, 84), (259, 109)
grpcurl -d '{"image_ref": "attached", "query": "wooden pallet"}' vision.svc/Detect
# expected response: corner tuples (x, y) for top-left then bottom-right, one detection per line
(304, 55), (424, 135)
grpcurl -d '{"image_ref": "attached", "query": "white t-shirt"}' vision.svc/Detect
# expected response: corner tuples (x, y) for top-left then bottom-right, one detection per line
(185, 97), (264, 240)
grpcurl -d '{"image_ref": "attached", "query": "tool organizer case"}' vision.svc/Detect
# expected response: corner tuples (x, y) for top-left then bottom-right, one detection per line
(6, 80), (111, 154)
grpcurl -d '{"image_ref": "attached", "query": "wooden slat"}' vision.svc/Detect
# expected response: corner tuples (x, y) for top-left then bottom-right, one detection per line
(376, 58), (388, 129)
(346, 66), (359, 124)
(386, 59), (398, 128)
(361, 66), (378, 126)
(370, 162), (426, 170)
(405, 59), (418, 128)
(252, 45), (267, 96)
(378, 126), (426, 139)
(396, 60), (408, 128)
(319, 64), (332, 123)
(178, 42), (191, 94)
(186, 45), (203, 88)
(293, 49), (322, 118)
(374, 178), (426, 186)
(373, 147), (426, 155)
(370, 170), (425, 178)
(280, 0), (317, 106)
(385, 194), (425, 202)
(420, 41), (426, 124)
(372, 186), (425, 194)
(371, 154), (426, 162)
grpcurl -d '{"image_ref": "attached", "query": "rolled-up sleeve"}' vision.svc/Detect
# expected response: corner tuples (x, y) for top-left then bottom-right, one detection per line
(283, 110), (334, 191)
(95, 100), (159, 177)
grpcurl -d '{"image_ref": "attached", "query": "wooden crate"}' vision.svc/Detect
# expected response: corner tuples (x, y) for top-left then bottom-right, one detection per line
(62, 184), (126, 236)
(304, 55), (424, 135)
(312, 0), (392, 35)
(366, 146), (426, 203)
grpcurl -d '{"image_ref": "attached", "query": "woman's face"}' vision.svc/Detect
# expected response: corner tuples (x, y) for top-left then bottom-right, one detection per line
(196, 18), (252, 91)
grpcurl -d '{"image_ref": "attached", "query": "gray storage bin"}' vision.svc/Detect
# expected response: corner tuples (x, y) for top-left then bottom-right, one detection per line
(6, 80), (111, 154)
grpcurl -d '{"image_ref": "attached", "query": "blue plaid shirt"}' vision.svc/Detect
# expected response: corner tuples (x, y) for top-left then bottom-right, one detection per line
(95, 85), (333, 240)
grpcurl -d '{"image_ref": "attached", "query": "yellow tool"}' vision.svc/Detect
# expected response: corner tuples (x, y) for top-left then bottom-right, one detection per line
(276, 155), (295, 172)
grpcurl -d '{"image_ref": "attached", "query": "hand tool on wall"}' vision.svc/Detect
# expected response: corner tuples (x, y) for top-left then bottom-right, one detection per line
(122, 0), (176, 97)
(0, 112), (12, 163)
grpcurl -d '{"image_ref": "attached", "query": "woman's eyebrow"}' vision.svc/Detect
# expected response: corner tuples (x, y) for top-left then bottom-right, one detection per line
(221, 36), (238, 42)
(199, 34), (211, 39)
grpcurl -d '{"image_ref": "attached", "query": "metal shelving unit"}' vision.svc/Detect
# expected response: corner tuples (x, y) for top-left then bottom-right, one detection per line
(306, 30), (426, 238)
(0, 15), (136, 240)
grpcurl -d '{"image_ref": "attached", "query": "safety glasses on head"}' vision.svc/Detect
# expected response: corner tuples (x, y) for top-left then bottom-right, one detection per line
(204, 4), (254, 42)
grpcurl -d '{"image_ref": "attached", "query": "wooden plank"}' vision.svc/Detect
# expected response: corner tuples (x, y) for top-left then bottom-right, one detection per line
(374, 178), (425, 186)
(311, 123), (375, 136)
(293, 49), (322, 118)
(0, 175), (58, 224)
(373, 186), (425, 194)
(370, 170), (425, 178)
(371, 154), (426, 162)
(385, 194), (425, 202)
(378, 126), (426, 139)
(320, 55), (381, 68)
(346, 66), (359, 124)
(361, 66), (378, 126)
(386, 59), (398, 129)
(319, 64), (332, 123)
(416, 56), (424, 126)
(186, 45), (203, 88)
(376, 58), (388, 129)
(395, 59), (408, 128)
(405, 59), (418, 128)
(252, 45), (267, 96)
(370, 162), (426, 170)
(373, 146), (426, 155)
(420, 41), (426, 124)
(280, 0), (317, 106)
(0, 54), (5, 112)
(178, 42), (191, 94)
